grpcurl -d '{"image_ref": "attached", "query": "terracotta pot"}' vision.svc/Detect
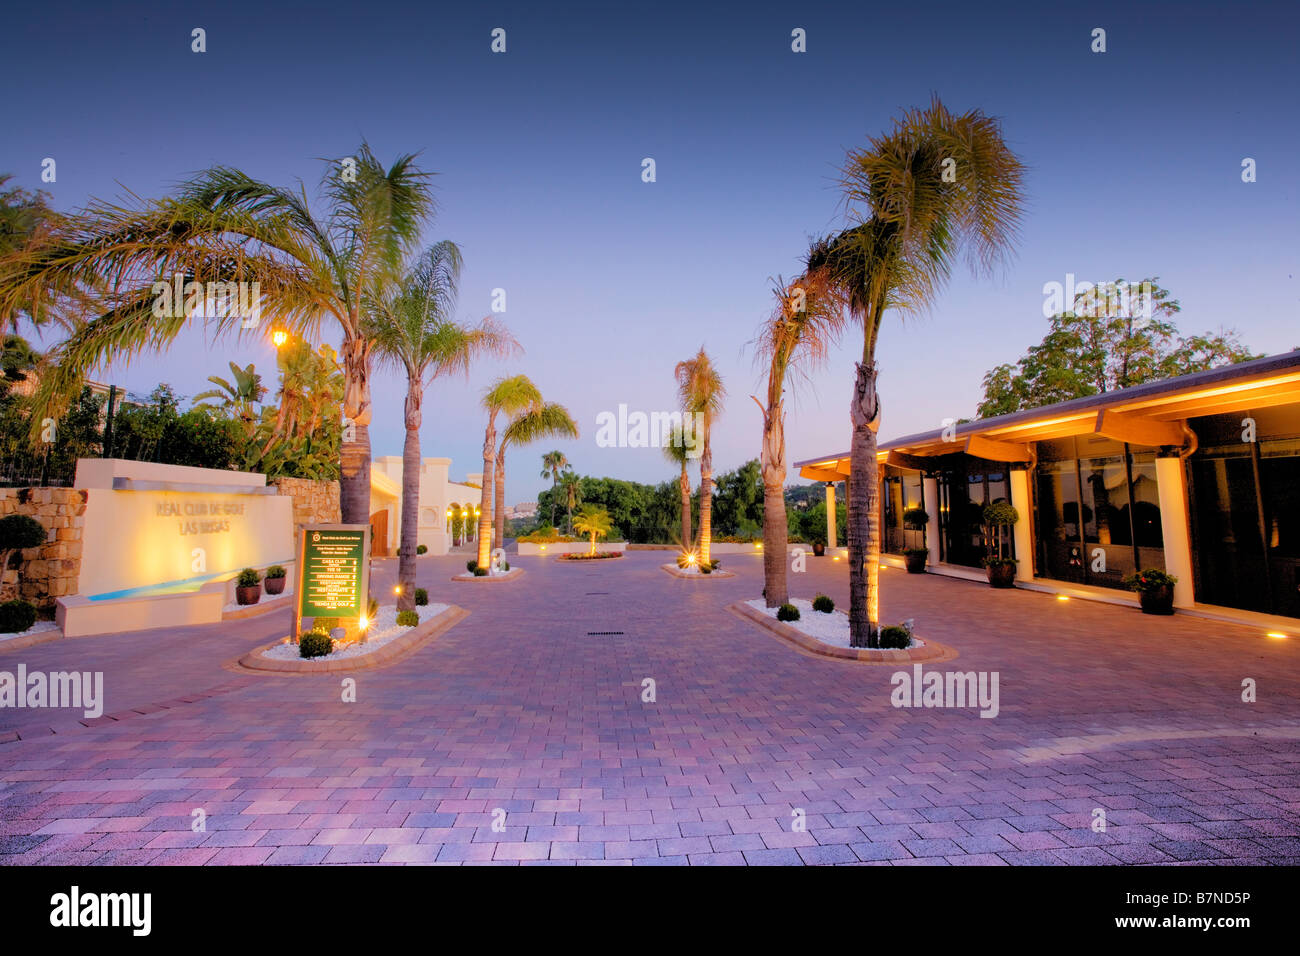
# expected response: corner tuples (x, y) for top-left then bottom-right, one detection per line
(904, 552), (928, 574)
(264, 576), (286, 595)
(812, 542), (826, 557)
(986, 562), (1017, 588)
(1139, 585), (1174, 615)
(235, 585), (262, 606)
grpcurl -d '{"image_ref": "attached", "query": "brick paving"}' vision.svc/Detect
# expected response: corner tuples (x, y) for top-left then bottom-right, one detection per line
(1, 550), (1298, 865)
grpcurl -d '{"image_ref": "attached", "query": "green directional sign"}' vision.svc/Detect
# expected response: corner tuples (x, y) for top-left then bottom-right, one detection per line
(296, 524), (370, 620)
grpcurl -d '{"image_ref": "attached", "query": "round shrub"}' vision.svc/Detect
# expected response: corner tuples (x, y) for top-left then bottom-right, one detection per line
(414, 587), (429, 606)
(236, 567), (261, 588)
(812, 594), (834, 613)
(879, 625), (911, 649)
(298, 630), (333, 658)
(700, 564), (712, 574)
(396, 609), (419, 627)
(776, 603), (800, 622)
(466, 559), (479, 573)
(0, 514), (47, 553)
(473, 567), (488, 577)
(0, 599), (37, 634)
(417, 544), (428, 555)
(265, 564), (286, 579)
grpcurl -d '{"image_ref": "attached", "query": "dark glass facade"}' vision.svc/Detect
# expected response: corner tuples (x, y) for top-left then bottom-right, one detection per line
(881, 468), (924, 554)
(937, 459), (1011, 568)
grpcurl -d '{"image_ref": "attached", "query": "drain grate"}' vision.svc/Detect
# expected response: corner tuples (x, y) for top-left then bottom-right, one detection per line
(587, 630), (624, 636)
(585, 591), (610, 595)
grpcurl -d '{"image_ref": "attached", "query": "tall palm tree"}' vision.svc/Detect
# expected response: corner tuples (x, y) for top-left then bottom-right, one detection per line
(0, 144), (435, 525)
(369, 241), (519, 611)
(752, 271), (847, 606)
(540, 450), (568, 526)
(496, 405), (578, 549)
(674, 348), (726, 564)
(807, 97), (1025, 646)
(476, 375), (542, 569)
(557, 468), (582, 535)
(662, 424), (693, 551)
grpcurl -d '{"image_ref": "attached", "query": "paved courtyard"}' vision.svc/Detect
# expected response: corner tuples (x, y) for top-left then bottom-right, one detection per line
(1, 550), (1298, 865)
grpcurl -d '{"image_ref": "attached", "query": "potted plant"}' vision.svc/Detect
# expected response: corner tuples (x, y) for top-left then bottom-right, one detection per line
(235, 567), (262, 605)
(981, 501), (1020, 589)
(263, 564), (287, 595)
(1124, 568), (1177, 615)
(903, 547), (928, 574)
(807, 526), (827, 557)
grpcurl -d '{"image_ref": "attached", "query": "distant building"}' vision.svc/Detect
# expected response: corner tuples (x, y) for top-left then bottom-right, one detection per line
(369, 457), (483, 556)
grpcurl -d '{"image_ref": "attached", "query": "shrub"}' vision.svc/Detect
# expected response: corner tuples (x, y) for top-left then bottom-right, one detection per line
(466, 559), (479, 573)
(903, 547), (929, 558)
(416, 544), (428, 555)
(981, 556), (1017, 569)
(265, 565), (286, 579)
(1123, 568), (1178, 592)
(879, 625), (911, 649)
(0, 514), (47, 554)
(0, 599), (37, 634)
(473, 567), (488, 576)
(236, 567), (261, 588)
(700, 564), (712, 574)
(776, 603), (800, 622)
(502, 561), (510, 572)
(298, 630), (333, 658)
(396, 609), (419, 627)
(313, 617), (339, 635)
(518, 526), (574, 544)
(902, 507), (930, 529)
(414, 588), (428, 606)
(709, 559), (721, 571)
(812, 594), (834, 613)
(982, 501), (1020, 528)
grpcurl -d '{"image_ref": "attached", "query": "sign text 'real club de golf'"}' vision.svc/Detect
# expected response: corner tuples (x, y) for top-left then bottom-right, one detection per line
(296, 524), (370, 620)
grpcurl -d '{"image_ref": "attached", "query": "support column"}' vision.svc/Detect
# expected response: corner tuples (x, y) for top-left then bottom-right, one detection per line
(922, 477), (940, 567)
(825, 482), (837, 550)
(1154, 453), (1196, 609)
(1009, 467), (1034, 582)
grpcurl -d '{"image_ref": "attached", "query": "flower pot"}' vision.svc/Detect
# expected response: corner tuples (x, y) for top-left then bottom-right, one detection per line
(812, 542), (825, 557)
(235, 585), (262, 606)
(904, 552), (927, 574)
(1138, 585), (1174, 615)
(264, 576), (286, 595)
(986, 563), (1017, 588)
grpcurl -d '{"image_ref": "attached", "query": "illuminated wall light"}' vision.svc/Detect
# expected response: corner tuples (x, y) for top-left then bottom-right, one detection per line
(1057, 595), (1070, 602)
(271, 329), (288, 347)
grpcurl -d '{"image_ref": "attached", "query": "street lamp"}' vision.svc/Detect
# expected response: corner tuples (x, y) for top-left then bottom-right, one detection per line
(271, 329), (288, 348)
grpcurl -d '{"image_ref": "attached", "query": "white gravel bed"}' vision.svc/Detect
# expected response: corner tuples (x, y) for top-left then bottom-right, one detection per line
(260, 603), (448, 661)
(746, 597), (923, 650)
(0, 619), (61, 641)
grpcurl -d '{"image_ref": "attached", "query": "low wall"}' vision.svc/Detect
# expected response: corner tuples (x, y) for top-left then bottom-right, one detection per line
(0, 488), (86, 611)
(517, 540), (628, 555)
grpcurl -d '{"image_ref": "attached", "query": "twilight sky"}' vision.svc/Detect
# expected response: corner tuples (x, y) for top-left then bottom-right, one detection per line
(3, 0), (1297, 503)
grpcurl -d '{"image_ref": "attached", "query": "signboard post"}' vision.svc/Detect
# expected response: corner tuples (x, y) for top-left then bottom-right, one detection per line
(293, 524), (371, 643)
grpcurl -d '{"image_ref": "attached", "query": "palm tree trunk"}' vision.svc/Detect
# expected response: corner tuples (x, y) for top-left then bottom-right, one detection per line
(494, 447), (506, 550)
(550, 477), (558, 527)
(476, 420), (495, 569)
(678, 463), (692, 549)
(699, 432), (713, 564)
(340, 335), (373, 527)
(848, 361), (882, 648)
(397, 380), (421, 613)
(760, 400), (787, 607)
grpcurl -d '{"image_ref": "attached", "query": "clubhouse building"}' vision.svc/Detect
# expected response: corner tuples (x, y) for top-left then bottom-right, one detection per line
(796, 351), (1300, 624)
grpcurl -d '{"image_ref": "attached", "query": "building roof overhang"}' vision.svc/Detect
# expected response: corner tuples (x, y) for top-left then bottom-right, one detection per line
(794, 350), (1300, 479)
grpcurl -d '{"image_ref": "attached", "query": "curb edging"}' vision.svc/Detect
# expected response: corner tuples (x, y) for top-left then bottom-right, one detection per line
(727, 601), (958, 664)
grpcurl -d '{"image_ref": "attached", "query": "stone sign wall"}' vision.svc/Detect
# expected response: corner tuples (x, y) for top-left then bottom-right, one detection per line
(0, 488), (86, 611)
(271, 478), (341, 555)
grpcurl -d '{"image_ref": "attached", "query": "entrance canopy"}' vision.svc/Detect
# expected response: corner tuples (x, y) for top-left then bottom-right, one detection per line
(795, 351), (1300, 477)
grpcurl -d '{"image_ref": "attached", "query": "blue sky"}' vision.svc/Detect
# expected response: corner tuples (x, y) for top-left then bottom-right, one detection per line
(3, 0), (1297, 503)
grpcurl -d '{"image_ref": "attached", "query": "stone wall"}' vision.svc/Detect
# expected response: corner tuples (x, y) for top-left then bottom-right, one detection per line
(271, 478), (341, 553)
(0, 488), (86, 611)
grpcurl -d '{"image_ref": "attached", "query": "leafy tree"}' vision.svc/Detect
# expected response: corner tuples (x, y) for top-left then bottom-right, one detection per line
(571, 505), (613, 555)
(977, 279), (1259, 418)
(712, 459), (764, 538)
(540, 450), (568, 527)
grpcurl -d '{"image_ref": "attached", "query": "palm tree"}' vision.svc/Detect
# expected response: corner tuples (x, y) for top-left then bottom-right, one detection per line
(557, 469), (583, 535)
(571, 505), (612, 556)
(476, 375), (542, 569)
(807, 97), (1024, 646)
(662, 424), (693, 552)
(193, 361), (266, 432)
(540, 450), (568, 526)
(752, 271), (847, 606)
(674, 348), (726, 565)
(496, 405), (578, 549)
(369, 241), (519, 611)
(0, 144), (435, 525)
